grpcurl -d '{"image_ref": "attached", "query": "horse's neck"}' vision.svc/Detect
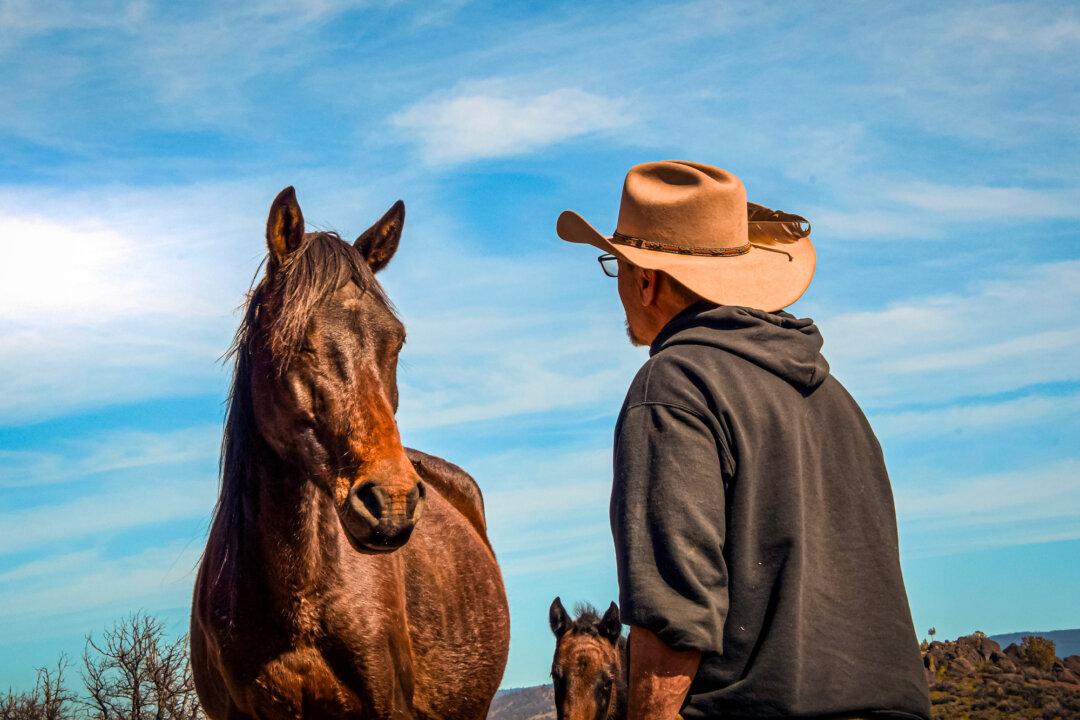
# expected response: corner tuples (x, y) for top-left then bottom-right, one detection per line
(243, 454), (340, 612)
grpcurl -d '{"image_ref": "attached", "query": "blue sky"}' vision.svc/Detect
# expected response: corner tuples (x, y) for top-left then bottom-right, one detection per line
(1, 0), (1079, 691)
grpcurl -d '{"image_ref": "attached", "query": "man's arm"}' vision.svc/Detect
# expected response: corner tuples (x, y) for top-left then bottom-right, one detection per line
(627, 624), (701, 720)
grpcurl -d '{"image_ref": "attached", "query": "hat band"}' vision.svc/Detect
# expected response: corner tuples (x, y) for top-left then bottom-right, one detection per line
(611, 231), (750, 257)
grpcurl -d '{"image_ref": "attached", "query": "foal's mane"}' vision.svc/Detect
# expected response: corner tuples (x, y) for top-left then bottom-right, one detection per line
(204, 231), (394, 628)
(569, 602), (605, 635)
(568, 603), (626, 643)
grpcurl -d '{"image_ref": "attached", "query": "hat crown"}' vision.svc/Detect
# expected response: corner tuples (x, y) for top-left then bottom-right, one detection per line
(617, 161), (748, 250)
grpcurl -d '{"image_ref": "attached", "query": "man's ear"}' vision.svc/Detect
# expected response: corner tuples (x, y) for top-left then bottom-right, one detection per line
(355, 200), (405, 273)
(598, 602), (621, 643)
(266, 186), (305, 262)
(639, 268), (659, 306)
(549, 597), (570, 638)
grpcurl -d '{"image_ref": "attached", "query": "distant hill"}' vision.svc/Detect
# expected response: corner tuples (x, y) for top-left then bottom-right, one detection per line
(487, 684), (553, 720)
(991, 629), (1080, 658)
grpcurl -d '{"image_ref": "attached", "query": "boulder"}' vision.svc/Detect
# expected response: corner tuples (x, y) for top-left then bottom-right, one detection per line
(957, 633), (1002, 660)
(1051, 660), (1080, 685)
(989, 650), (1017, 672)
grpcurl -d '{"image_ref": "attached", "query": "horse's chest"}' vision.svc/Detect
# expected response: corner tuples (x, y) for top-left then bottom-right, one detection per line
(246, 647), (364, 719)
(226, 608), (415, 720)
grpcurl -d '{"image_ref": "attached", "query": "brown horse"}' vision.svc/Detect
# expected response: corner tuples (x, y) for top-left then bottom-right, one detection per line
(549, 598), (626, 720)
(191, 187), (509, 720)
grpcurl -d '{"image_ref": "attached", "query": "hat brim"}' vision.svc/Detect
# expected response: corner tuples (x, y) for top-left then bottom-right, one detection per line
(556, 210), (815, 313)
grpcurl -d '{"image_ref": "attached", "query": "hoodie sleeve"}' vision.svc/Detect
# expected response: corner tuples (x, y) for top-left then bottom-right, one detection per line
(610, 401), (729, 654)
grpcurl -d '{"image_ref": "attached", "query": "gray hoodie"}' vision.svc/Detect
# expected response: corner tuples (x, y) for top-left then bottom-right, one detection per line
(611, 303), (930, 719)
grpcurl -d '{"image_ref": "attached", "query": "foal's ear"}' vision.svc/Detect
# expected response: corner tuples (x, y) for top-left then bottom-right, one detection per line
(549, 597), (570, 638)
(355, 200), (405, 273)
(266, 186), (305, 262)
(599, 602), (621, 643)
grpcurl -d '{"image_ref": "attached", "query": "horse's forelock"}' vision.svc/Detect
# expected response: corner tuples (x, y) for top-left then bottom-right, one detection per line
(254, 232), (395, 366)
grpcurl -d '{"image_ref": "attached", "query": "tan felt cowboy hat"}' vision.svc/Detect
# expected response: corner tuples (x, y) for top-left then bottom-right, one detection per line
(556, 160), (815, 312)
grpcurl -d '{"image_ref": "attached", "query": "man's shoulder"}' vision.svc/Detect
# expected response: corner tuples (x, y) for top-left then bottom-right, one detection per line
(623, 345), (720, 412)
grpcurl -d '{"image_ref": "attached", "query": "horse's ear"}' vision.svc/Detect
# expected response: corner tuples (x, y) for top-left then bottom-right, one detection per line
(599, 602), (621, 643)
(355, 200), (405, 273)
(549, 597), (570, 638)
(266, 186), (305, 262)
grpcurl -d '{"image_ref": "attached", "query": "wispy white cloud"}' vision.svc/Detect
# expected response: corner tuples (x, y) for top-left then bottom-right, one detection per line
(0, 182), (268, 423)
(944, 3), (1080, 52)
(1, 216), (150, 320)
(398, 312), (633, 429)
(381, 202), (643, 430)
(805, 180), (1080, 243)
(806, 207), (941, 241)
(0, 0), (378, 130)
(0, 474), (214, 555)
(477, 448), (614, 576)
(896, 459), (1080, 557)
(823, 260), (1080, 407)
(872, 391), (1080, 441)
(844, 3), (1080, 145)
(0, 425), (218, 488)
(392, 84), (630, 164)
(890, 183), (1080, 220)
(0, 542), (200, 633)
(898, 459), (1080, 521)
(0, 0), (143, 36)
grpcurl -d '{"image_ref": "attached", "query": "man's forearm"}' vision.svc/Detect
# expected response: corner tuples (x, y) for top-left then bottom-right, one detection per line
(627, 625), (701, 720)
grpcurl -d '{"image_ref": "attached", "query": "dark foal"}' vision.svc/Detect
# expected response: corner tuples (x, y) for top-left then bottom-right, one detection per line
(191, 187), (509, 720)
(550, 598), (627, 720)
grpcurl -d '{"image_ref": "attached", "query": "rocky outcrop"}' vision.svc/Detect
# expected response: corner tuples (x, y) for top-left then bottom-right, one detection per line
(923, 634), (1080, 718)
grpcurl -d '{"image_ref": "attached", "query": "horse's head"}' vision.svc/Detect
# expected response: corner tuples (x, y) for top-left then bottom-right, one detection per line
(244, 186), (423, 553)
(549, 598), (625, 720)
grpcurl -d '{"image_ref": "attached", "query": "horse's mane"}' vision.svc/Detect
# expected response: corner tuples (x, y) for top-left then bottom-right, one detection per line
(203, 231), (394, 630)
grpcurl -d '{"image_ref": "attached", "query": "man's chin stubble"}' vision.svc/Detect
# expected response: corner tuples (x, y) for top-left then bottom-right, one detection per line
(625, 319), (647, 347)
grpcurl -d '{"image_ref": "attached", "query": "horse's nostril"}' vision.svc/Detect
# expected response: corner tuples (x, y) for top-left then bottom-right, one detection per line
(406, 482), (425, 518)
(351, 481), (388, 522)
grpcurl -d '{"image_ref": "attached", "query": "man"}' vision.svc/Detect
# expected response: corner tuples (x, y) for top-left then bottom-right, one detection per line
(556, 161), (931, 720)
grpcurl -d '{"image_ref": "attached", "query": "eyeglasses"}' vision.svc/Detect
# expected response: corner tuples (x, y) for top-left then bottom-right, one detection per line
(597, 254), (618, 278)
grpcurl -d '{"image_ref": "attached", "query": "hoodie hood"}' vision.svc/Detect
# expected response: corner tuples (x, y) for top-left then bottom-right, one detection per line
(650, 302), (830, 391)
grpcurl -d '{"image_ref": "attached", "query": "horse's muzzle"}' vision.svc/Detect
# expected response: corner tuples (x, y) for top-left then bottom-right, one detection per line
(341, 479), (425, 553)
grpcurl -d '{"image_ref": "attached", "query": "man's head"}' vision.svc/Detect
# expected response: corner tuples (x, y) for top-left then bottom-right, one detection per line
(612, 257), (704, 346)
(558, 161), (815, 316)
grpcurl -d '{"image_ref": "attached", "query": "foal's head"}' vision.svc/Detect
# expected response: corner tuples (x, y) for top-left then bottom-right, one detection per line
(549, 598), (625, 720)
(240, 186), (423, 553)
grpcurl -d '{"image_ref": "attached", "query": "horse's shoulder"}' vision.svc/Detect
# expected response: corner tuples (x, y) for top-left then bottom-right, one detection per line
(405, 448), (490, 546)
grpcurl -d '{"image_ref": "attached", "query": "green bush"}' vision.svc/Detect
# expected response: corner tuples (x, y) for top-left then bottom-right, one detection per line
(1020, 636), (1057, 672)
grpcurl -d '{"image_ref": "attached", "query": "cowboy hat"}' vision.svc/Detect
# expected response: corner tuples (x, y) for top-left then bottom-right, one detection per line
(556, 160), (815, 312)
